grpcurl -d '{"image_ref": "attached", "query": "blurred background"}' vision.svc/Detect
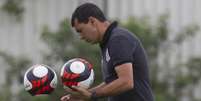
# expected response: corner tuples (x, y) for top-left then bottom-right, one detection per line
(0, 0), (201, 101)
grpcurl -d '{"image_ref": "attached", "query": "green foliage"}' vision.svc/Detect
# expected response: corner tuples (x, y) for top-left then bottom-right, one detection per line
(0, 84), (12, 101)
(175, 24), (200, 44)
(37, 15), (201, 101)
(1, 0), (24, 20)
(122, 15), (201, 101)
(176, 58), (201, 88)
(41, 19), (101, 76)
(0, 51), (31, 84)
(0, 51), (32, 100)
(122, 15), (171, 100)
(0, 13), (200, 101)
(122, 15), (169, 59)
(40, 18), (102, 100)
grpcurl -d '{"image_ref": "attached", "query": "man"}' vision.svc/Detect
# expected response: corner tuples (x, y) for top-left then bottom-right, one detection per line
(61, 3), (154, 101)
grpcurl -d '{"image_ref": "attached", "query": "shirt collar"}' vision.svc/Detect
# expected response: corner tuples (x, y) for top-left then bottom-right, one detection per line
(100, 21), (118, 48)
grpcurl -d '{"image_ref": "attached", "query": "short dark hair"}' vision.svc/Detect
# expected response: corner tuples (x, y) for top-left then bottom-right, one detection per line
(71, 3), (107, 27)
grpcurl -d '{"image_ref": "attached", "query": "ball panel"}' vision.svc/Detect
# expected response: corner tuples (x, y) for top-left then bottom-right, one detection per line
(24, 73), (32, 90)
(70, 61), (85, 74)
(50, 67), (58, 88)
(78, 69), (94, 88)
(33, 65), (48, 78)
(61, 60), (90, 82)
(61, 70), (79, 87)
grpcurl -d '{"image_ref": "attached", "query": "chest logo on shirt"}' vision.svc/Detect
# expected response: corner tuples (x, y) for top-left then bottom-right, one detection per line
(106, 48), (111, 62)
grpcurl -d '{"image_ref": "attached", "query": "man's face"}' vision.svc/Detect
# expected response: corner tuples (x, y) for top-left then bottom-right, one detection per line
(73, 19), (100, 44)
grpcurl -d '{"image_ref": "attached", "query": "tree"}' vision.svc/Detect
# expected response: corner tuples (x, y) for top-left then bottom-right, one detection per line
(40, 15), (201, 101)
(122, 15), (201, 101)
(1, 0), (24, 20)
(0, 14), (200, 101)
(0, 51), (31, 101)
(39, 18), (102, 101)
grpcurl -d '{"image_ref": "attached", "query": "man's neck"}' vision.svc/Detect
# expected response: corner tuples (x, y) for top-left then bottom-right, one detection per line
(99, 21), (111, 42)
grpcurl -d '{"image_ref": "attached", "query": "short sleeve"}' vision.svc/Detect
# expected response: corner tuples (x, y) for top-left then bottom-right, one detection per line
(108, 36), (136, 67)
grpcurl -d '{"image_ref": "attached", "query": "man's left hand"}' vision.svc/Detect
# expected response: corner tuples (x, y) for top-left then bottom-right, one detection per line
(71, 86), (92, 100)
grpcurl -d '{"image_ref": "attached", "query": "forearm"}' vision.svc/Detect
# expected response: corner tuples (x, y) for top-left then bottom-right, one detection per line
(94, 63), (134, 97)
(89, 82), (106, 92)
(95, 77), (133, 97)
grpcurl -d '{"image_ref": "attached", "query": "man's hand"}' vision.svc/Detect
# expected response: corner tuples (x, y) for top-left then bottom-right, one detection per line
(61, 86), (92, 101)
(60, 94), (84, 101)
(71, 86), (92, 100)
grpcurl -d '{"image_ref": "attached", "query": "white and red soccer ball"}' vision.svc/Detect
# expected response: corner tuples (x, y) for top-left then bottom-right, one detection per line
(23, 64), (57, 96)
(23, 58), (94, 95)
(60, 58), (94, 90)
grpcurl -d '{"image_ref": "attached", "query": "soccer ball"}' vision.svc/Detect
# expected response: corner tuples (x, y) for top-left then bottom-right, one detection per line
(60, 58), (94, 91)
(23, 64), (57, 96)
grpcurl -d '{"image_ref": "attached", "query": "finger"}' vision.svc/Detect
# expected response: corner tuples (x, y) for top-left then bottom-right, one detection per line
(65, 86), (76, 92)
(60, 94), (71, 101)
(64, 87), (80, 95)
(72, 86), (83, 92)
(60, 96), (68, 101)
(71, 86), (91, 99)
(72, 86), (88, 95)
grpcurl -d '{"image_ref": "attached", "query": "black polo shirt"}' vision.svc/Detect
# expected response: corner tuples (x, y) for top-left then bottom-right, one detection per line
(100, 22), (154, 101)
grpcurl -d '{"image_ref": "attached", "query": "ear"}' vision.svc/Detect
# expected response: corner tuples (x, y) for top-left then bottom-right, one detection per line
(88, 17), (97, 26)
